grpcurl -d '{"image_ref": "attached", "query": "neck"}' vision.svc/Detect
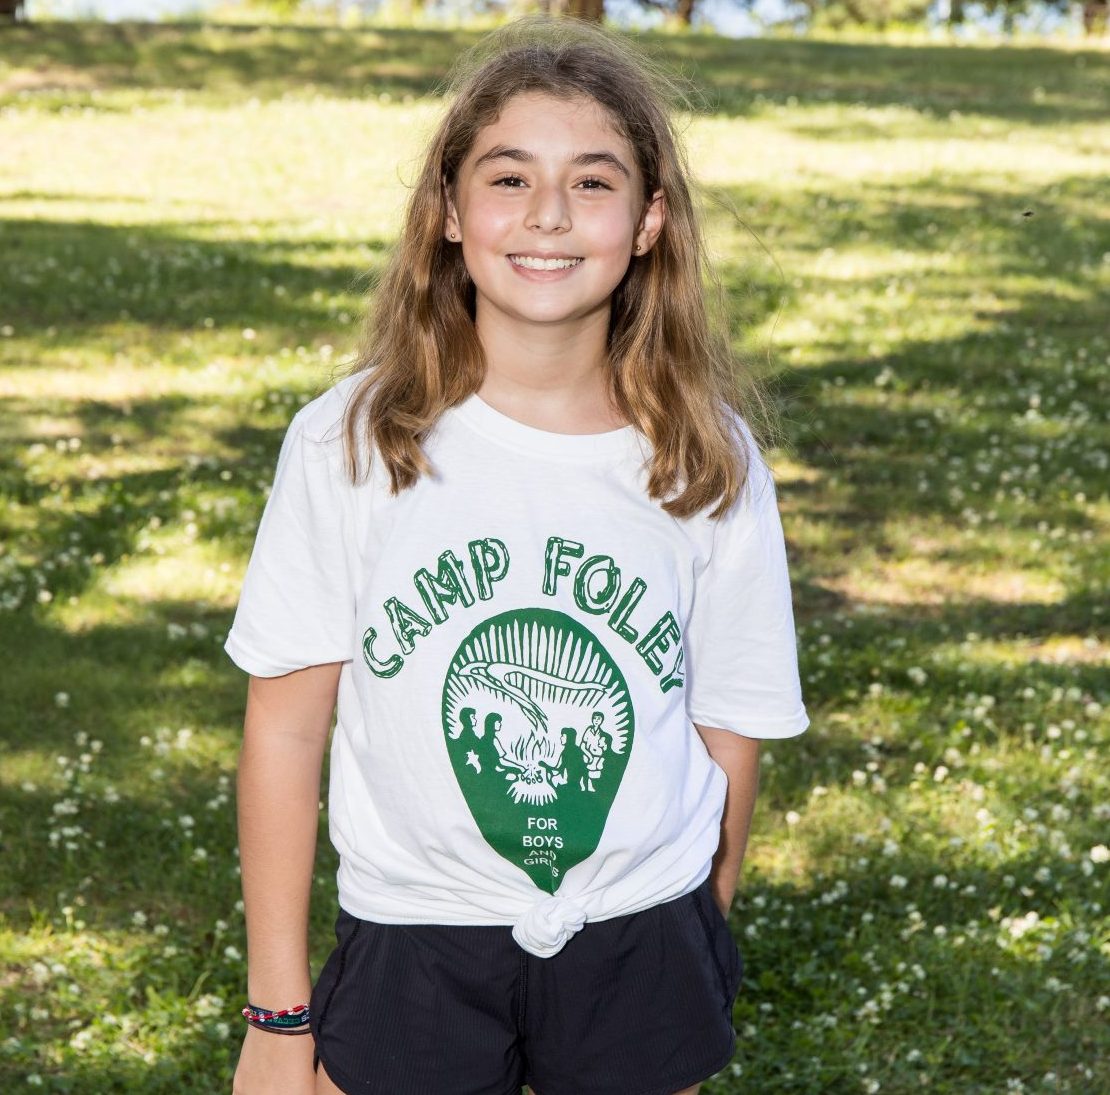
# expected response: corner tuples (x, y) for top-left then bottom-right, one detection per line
(473, 303), (626, 433)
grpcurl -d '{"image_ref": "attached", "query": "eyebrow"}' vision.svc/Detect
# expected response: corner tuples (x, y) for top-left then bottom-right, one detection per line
(472, 144), (632, 180)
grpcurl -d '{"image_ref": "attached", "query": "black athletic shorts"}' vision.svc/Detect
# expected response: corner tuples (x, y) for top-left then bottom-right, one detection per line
(308, 876), (744, 1095)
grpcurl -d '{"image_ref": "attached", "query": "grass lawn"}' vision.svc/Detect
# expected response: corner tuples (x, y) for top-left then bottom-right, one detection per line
(0, 18), (1107, 1095)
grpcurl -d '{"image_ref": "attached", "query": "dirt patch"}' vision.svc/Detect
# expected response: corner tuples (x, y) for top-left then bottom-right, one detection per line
(0, 66), (101, 94)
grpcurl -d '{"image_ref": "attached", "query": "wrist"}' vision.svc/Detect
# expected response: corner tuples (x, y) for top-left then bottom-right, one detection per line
(246, 979), (312, 1010)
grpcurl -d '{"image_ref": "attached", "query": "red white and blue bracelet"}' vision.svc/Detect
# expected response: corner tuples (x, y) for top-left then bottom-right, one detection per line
(242, 1002), (312, 1036)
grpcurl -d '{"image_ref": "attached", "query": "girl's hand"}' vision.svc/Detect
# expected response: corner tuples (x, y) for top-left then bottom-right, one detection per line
(232, 1024), (317, 1095)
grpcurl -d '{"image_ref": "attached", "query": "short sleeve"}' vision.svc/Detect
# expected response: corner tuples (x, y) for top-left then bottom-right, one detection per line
(684, 429), (809, 739)
(223, 410), (357, 678)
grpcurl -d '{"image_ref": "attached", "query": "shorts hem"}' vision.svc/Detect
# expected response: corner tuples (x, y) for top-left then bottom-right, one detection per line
(313, 1046), (362, 1093)
(526, 1028), (737, 1095)
(637, 1028), (738, 1095)
(315, 1041), (523, 1095)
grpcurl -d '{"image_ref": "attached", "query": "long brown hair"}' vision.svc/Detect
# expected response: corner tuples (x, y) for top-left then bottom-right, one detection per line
(333, 14), (777, 520)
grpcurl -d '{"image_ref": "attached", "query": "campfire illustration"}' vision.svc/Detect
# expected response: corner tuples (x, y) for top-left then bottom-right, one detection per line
(441, 608), (635, 891)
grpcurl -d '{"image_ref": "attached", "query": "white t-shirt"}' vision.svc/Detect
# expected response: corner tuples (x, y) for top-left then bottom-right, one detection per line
(224, 373), (809, 958)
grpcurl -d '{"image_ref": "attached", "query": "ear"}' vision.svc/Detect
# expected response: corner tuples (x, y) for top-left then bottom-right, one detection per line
(634, 188), (666, 255)
(442, 173), (461, 241)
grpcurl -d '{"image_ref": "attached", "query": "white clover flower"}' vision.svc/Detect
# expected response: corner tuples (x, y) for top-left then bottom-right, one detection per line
(1090, 845), (1109, 864)
(131, 910), (147, 927)
(194, 994), (224, 1018)
(54, 692), (70, 707)
(223, 945), (242, 962)
(785, 810), (801, 826)
(933, 765), (949, 782)
(890, 874), (907, 889)
(1006, 911), (1039, 938)
(907, 667), (927, 686)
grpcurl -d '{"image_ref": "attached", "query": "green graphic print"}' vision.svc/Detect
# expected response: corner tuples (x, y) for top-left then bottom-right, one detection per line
(441, 608), (634, 893)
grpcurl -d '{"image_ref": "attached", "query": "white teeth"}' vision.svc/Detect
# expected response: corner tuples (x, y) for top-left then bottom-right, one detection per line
(509, 255), (583, 270)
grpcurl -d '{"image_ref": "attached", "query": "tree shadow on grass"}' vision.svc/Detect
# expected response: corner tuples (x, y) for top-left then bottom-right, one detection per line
(728, 853), (1109, 1091)
(0, 215), (392, 338)
(1, 22), (1107, 127)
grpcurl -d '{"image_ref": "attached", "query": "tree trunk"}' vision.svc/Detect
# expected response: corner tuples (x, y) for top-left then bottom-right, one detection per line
(566, 0), (604, 21)
(1083, 0), (1108, 34)
(676, 0), (697, 24)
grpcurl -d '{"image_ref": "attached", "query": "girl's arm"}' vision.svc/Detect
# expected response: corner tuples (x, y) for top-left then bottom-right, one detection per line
(693, 724), (761, 916)
(232, 663), (339, 1093)
(237, 662), (341, 1011)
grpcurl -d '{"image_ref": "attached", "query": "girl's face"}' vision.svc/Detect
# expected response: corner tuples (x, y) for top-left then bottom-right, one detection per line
(444, 91), (664, 331)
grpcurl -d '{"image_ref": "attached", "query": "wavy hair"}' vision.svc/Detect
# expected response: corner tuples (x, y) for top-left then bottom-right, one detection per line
(334, 14), (777, 519)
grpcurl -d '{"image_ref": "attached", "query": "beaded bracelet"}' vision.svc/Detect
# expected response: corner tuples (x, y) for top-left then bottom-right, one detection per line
(242, 1002), (311, 1036)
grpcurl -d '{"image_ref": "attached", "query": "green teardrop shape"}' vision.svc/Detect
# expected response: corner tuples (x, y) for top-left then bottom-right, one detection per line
(442, 608), (635, 894)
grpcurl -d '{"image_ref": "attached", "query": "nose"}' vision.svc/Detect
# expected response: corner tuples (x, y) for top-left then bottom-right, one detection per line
(527, 179), (571, 232)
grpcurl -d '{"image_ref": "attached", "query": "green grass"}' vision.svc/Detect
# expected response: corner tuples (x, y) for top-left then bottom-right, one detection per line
(1, 18), (1108, 1095)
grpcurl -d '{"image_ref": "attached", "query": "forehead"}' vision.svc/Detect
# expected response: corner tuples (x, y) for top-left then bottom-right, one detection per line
(466, 91), (631, 160)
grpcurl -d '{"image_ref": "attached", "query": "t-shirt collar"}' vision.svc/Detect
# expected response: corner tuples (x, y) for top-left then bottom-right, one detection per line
(450, 391), (644, 462)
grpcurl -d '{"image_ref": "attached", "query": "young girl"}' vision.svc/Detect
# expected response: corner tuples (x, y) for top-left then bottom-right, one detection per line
(225, 15), (808, 1095)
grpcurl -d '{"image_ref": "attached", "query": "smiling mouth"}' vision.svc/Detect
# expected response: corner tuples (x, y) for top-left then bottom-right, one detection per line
(508, 255), (584, 270)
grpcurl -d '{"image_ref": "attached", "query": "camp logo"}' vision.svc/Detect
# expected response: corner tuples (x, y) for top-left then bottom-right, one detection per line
(441, 607), (634, 893)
